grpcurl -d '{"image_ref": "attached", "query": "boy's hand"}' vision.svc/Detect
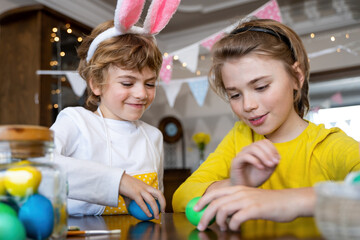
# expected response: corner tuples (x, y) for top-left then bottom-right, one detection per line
(119, 173), (166, 219)
(231, 139), (280, 187)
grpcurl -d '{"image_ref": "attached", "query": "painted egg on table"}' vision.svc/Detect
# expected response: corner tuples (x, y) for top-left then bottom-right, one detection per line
(4, 166), (42, 197)
(185, 197), (215, 227)
(0, 212), (26, 240)
(0, 176), (6, 195)
(128, 199), (160, 221)
(0, 202), (17, 216)
(19, 194), (54, 239)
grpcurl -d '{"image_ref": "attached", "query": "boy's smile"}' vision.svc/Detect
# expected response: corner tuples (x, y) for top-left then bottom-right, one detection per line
(92, 65), (157, 121)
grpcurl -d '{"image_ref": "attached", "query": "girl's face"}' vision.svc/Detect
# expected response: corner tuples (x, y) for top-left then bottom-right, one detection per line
(222, 54), (305, 142)
(92, 65), (157, 121)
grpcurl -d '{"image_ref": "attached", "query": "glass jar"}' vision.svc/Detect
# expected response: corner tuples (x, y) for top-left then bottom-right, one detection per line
(0, 125), (67, 240)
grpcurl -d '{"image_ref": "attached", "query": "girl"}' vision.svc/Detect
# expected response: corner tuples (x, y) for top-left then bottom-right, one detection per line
(51, 0), (180, 217)
(173, 18), (360, 231)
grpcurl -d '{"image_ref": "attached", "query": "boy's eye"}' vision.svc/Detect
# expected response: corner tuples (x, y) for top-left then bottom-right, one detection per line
(146, 82), (156, 88)
(121, 82), (133, 87)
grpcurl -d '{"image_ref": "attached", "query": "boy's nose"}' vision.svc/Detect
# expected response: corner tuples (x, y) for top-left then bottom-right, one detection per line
(133, 86), (148, 99)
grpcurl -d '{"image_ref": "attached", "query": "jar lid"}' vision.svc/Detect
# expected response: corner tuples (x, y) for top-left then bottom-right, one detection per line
(0, 125), (53, 141)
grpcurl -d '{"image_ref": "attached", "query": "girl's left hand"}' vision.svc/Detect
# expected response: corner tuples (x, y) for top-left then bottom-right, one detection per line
(194, 186), (315, 232)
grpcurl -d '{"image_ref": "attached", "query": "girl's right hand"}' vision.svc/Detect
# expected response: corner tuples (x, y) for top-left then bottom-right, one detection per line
(231, 139), (280, 187)
(118, 173), (166, 219)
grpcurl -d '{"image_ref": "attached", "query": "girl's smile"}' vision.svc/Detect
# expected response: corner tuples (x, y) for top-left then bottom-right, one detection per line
(222, 54), (307, 142)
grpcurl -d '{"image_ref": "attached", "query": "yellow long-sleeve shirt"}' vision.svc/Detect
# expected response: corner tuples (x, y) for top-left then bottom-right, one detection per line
(173, 121), (360, 212)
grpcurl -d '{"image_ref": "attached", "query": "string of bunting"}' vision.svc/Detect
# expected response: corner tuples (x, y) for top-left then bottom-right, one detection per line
(36, 0), (355, 109)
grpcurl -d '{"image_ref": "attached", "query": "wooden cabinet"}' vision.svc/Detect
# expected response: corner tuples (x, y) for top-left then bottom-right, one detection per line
(0, 5), (91, 126)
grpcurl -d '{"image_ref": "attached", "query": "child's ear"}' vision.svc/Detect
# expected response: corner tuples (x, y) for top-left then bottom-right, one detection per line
(292, 61), (305, 90)
(89, 78), (101, 96)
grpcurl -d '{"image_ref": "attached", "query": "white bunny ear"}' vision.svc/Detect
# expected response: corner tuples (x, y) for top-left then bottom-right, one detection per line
(114, 0), (146, 33)
(143, 0), (181, 35)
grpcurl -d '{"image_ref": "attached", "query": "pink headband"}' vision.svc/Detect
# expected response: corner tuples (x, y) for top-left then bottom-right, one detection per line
(86, 0), (181, 62)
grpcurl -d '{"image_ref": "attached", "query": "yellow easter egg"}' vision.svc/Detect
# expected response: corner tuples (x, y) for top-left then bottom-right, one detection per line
(4, 166), (42, 197)
(0, 177), (6, 195)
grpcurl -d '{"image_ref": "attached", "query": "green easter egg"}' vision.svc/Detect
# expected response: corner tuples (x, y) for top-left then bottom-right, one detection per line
(185, 197), (215, 227)
(0, 213), (26, 240)
(0, 202), (17, 216)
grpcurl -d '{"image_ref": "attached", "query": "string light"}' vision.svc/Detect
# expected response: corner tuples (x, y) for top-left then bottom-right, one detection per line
(163, 52), (168, 57)
(173, 55), (179, 60)
(47, 104), (53, 110)
(61, 77), (66, 82)
(310, 33), (315, 38)
(51, 33), (56, 38)
(336, 48), (341, 52)
(52, 27), (58, 33)
(196, 70), (201, 75)
(182, 62), (187, 67)
(330, 36), (335, 41)
(65, 23), (71, 28)
(54, 36), (60, 42)
(166, 65), (171, 70)
(200, 55), (205, 60)
(60, 52), (65, 57)
(67, 28), (73, 34)
(54, 104), (59, 109)
(345, 33), (349, 39)
(77, 37), (83, 42)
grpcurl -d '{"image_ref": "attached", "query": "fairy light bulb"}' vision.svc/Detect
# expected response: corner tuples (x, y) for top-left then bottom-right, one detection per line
(163, 52), (168, 57)
(77, 37), (83, 42)
(67, 28), (72, 34)
(166, 65), (171, 70)
(310, 33), (315, 38)
(52, 27), (58, 33)
(330, 36), (335, 42)
(173, 55), (179, 60)
(60, 52), (65, 57)
(182, 62), (187, 67)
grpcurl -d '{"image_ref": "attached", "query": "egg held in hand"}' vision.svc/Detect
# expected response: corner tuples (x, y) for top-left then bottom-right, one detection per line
(128, 199), (161, 221)
(185, 197), (215, 227)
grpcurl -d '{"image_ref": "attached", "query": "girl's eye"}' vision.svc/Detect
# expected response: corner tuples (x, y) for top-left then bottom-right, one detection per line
(229, 93), (240, 99)
(255, 85), (269, 91)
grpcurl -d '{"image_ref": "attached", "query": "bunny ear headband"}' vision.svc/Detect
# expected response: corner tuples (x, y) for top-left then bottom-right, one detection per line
(86, 0), (181, 62)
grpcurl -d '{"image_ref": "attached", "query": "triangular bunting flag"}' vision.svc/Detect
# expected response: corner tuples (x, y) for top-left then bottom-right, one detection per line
(331, 92), (343, 104)
(188, 77), (209, 106)
(159, 55), (173, 83)
(252, 0), (282, 22)
(173, 44), (199, 73)
(320, 99), (331, 109)
(161, 81), (183, 108)
(345, 119), (351, 126)
(65, 72), (87, 97)
(200, 32), (225, 51)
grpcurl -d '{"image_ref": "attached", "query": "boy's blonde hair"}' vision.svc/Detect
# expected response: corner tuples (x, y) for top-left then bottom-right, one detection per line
(209, 18), (310, 118)
(77, 20), (163, 110)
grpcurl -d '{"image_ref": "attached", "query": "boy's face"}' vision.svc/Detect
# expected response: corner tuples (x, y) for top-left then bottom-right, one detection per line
(93, 65), (157, 121)
(221, 54), (303, 142)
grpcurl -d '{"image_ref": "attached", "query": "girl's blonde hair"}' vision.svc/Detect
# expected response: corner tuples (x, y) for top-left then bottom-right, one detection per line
(77, 20), (163, 110)
(209, 18), (310, 118)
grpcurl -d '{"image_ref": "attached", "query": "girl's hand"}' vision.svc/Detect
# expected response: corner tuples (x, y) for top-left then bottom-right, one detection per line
(119, 173), (166, 219)
(231, 139), (280, 187)
(194, 186), (315, 232)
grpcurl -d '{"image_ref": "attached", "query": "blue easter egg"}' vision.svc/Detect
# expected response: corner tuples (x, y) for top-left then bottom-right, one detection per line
(19, 194), (54, 239)
(0, 213), (26, 240)
(128, 199), (160, 221)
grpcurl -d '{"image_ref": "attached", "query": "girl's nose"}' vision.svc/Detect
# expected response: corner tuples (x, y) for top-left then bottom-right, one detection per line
(243, 93), (257, 112)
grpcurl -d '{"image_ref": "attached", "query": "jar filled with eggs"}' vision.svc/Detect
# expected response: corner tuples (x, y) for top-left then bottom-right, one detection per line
(0, 125), (67, 240)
